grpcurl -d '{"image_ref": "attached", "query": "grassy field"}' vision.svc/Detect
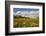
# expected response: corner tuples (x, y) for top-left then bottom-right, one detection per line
(13, 16), (39, 28)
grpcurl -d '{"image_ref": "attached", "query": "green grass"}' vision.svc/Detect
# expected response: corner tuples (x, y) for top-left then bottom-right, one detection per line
(13, 16), (39, 28)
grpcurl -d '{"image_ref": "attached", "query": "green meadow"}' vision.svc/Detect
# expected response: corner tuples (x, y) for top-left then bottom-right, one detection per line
(13, 16), (39, 28)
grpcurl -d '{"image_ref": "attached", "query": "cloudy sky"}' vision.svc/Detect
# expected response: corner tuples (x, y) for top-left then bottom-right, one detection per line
(13, 8), (39, 17)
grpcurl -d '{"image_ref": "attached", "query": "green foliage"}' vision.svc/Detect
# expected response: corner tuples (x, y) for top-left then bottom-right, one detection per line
(13, 16), (39, 28)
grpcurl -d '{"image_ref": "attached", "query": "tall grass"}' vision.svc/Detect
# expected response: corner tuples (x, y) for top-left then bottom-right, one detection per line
(13, 16), (39, 28)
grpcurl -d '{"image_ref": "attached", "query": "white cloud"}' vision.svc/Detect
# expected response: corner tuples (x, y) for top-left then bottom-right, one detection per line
(13, 11), (39, 18)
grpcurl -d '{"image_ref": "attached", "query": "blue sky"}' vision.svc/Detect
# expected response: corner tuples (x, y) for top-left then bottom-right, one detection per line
(13, 8), (39, 12)
(13, 8), (39, 16)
